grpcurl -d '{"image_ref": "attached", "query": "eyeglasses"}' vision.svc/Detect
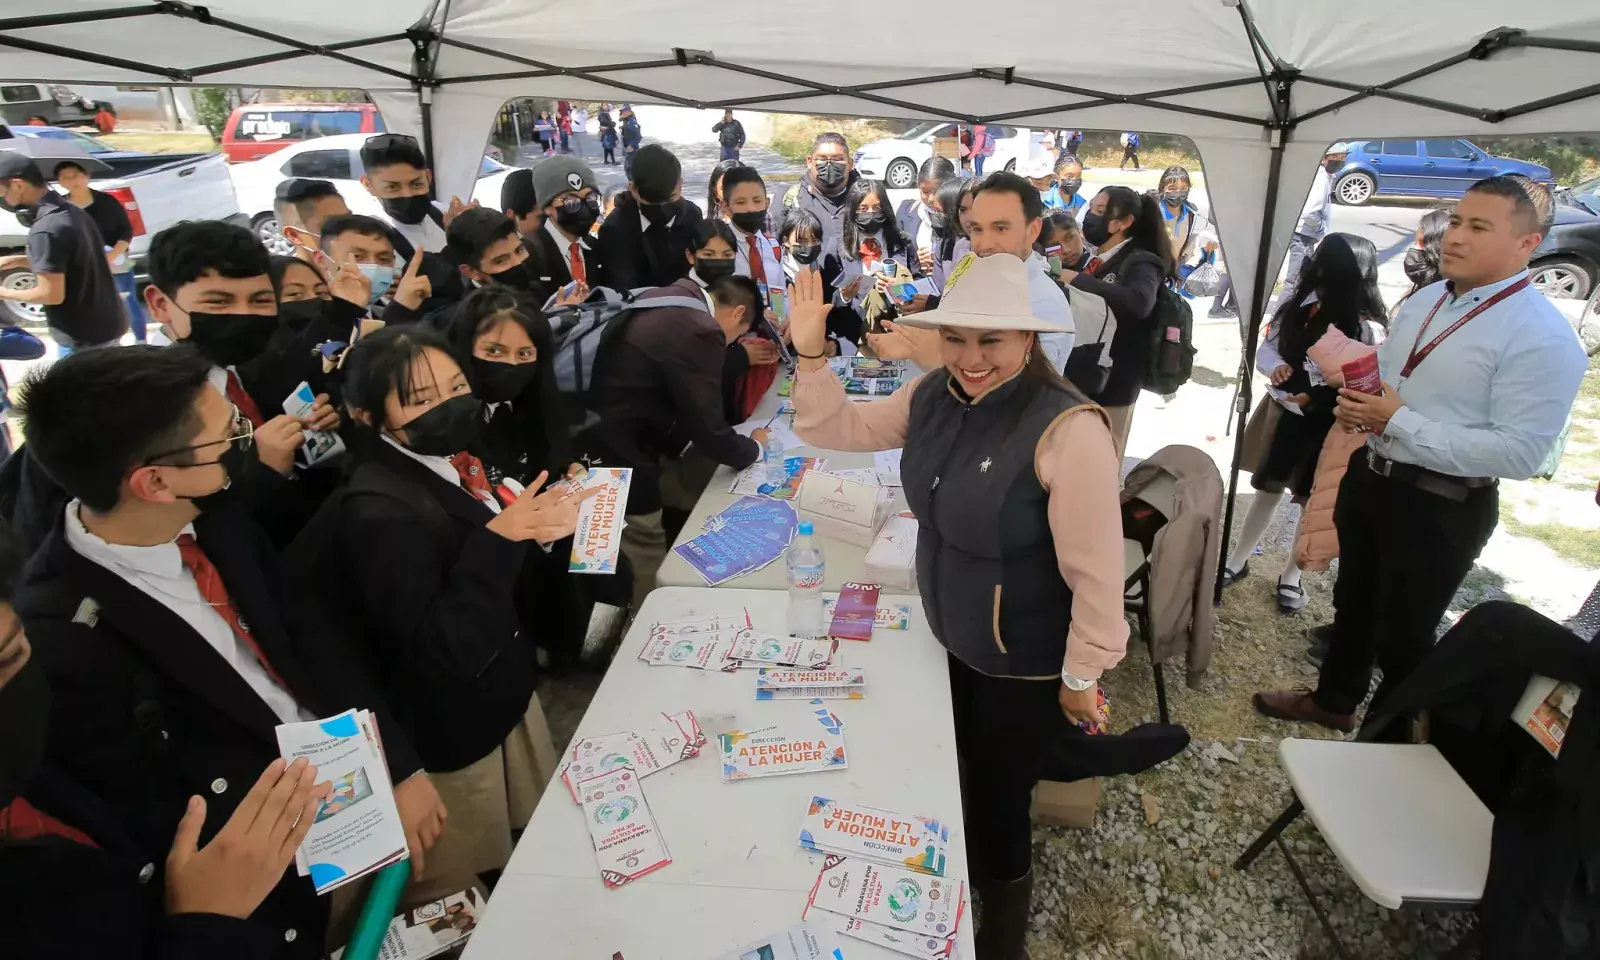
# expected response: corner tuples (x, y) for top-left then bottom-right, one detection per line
(143, 406), (255, 466)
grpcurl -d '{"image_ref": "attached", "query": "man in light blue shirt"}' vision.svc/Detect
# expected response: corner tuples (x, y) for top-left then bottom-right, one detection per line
(1256, 175), (1586, 732)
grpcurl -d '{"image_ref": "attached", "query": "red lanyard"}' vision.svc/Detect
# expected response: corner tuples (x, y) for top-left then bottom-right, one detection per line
(1401, 276), (1530, 379)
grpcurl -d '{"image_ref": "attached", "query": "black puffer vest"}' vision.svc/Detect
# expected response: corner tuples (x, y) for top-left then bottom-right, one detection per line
(902, 369), (1102, 677)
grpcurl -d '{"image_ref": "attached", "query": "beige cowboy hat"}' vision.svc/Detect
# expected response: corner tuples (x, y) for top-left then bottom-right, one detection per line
(901, 252), (1068, 333)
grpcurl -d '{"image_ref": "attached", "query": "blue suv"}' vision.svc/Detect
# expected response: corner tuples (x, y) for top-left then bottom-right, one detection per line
(1330, 139), (1553, 206)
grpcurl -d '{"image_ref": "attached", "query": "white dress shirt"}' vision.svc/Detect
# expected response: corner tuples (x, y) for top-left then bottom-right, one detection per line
(64, 502), (313, 725)
(914, 202), (935, 257)
(544, 217), (591, 282)
(382, 434), (501, 514)
(1373, 271), (1587, 479)
(732, 228), (786, 294)
(1027, 251), (1076, 372)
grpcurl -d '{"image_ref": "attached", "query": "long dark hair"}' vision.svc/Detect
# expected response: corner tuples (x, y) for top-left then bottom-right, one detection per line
(342, 325), (459, 435)
(933, 178), (966, 261)
(707, 159), (743, 221)
(1401, 206), (1452, 304)
(1270, 232), (1387, 368)
(841, 178), (910, 261)
(1097, 186), (1176, 278)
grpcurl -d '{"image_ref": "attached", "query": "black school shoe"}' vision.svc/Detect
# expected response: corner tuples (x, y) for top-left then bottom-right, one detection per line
(1276, 581), (1307, 615)
(1220, 561), (1250, 588)
(1044, 723), (1191, 783)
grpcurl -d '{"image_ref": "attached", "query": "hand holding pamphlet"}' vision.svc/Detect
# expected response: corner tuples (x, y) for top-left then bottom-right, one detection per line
(568, 467), (632, 574)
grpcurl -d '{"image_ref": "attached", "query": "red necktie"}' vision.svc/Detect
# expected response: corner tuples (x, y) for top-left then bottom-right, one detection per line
(449, 451), (498, 508)
(568, 241), (587, 285)
(224, 370), (265, 428)
(746, 233), (764, 279)
(0, 797), (98, 847)
(1085, 256), (1104, 276)
(175, 533), (289, 692)
(859, 238), (882, 269)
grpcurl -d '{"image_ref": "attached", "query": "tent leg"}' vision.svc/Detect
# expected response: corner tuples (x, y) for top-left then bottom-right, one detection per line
(419, 87), (436, 170)
(1216, 128), (1289, 605)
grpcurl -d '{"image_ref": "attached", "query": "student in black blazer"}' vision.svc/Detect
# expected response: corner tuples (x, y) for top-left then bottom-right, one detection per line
(10, 344), (444, 959)
(333, 327), (596, 893)
(524, 156), (604, 293)
(594, 144), (704, 290)
(893, 157), (957, 280)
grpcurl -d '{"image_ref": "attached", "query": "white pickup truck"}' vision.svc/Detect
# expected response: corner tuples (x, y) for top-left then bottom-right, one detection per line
(0, 124), (245, 324)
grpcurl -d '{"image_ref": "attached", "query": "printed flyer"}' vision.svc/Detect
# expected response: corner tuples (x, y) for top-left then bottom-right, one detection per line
(828, 582), (880, 641)
(798, 797), (948, 876)
(724, 632), (837, 669)
(821, 599), (912, 630)
(833, 917), (957, 960)
(756, 668), (866, 701)
(719, 709), (848, 782)
(569, 467), (632, 574)
(560, 713), (701, 802)
(804, 855), (965, 939)
(578, 769), (671, 889)
(706, 921), (845, 960)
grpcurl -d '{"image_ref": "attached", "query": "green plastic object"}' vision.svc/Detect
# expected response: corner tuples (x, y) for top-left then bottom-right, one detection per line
(339, 861), (410, 960)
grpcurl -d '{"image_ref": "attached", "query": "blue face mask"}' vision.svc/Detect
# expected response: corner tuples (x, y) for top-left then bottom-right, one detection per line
(358, 262), (396, 304)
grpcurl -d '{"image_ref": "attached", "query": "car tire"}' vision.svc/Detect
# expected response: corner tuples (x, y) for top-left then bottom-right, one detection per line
(884, 159), (917, 190)
(252, 213), (295, 257)
(1004, 158), (1016, 173)
(1530, 258), (1594, 300)
(0, 267), (47, 326)
(1577, 286), (1600, 357)
(1333, 171), (1376, 206)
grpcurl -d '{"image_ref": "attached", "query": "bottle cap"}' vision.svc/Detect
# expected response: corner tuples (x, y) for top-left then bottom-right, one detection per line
(797, 521), (814, 536)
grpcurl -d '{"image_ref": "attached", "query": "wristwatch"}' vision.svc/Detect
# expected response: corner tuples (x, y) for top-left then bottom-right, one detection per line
(1060, 670), (1096, 692)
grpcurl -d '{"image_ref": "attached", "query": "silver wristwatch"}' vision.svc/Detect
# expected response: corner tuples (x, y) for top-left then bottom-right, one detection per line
(1060, 670), (1096, 692)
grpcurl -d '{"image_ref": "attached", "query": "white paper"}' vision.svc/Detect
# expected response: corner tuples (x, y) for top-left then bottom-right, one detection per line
(736, 418), (804, 452)
(329, 888), (483, 959)
(874, 449), (904, 486)
(283, 381), (345, 466)
(578, 768), (672, 888)
(707, 922), (846, 960)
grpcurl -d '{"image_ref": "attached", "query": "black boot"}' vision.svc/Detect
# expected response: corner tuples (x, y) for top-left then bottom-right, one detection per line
(974, 869), (1033, 960)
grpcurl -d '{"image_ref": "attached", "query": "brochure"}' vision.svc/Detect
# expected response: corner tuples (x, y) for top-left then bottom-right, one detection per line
(798, 797), (948, 876)
(561, 713), (702, 802)
(873, 448), (904, 486)
(821, 599), (912, 630)
(568, 467), (632, 574)
(757, 668), (866, 701)
(673, 498), (798, 585)
(729, 456), (825, 500)
(833, 917), (957, 960)
(284, 381), (345, 467)
(328, 888), (482, 959)
(804, 855), (965, 938)
(274, 709), (409, 894)
(640, 630), (741, 671)
(719, 708), (848, 782)
(706, 922), (845, 960)
(578, 769), (672, 888)
(724, 632), (837, 669)
(1512, 675), (1581, 757)
(829, 582), (880, 641)
(1341, 353), (1383, 395)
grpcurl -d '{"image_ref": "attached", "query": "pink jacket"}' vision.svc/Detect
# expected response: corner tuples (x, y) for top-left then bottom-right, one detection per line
(1294, 329), (1377, 571)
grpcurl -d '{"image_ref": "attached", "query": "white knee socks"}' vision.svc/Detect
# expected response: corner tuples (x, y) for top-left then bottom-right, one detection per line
(1226, 490), (1285, 574)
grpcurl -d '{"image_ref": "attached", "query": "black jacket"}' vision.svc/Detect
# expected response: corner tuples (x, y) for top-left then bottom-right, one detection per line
(14, 505), (423, 960)
(528, 223), (604, 292)
(1070, 245), (1167, 407)
(326, 441), (538, 772)
(594, 198), (704, 291)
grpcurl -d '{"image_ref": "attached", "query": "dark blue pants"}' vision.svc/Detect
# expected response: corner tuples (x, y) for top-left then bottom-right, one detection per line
(113, 271), (146, 342)
(720, 145), (740, 161)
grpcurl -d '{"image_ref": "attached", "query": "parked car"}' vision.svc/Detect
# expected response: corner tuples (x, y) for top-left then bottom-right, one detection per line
(221, 102), (386, 163)
(0, 82), (109, 128)
(1560, 175), (1600, 218)
(1329, 139), (1553, 206)
(0, 129), (244, 324)
(1529, 202), (1600, 300)
(854, 122), (1034, 189)
(228, 133), (514, 255)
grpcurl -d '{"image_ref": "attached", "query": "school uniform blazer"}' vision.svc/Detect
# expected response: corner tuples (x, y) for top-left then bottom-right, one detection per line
(528, 223), (604, 290)
(334, 440), (538, 773)
(593, 199), (704, 290)
(14, 504), (424, 960)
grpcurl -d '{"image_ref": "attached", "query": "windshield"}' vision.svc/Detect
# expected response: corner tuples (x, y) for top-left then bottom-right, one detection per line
(18, 127), (114, 154)
(1568, 177), (1600, 216)
(480, 155), (508, 175)
(898, 121), (950, 141)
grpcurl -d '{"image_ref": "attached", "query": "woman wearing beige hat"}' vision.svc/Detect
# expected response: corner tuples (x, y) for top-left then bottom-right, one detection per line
(788, 253), (1128, 960)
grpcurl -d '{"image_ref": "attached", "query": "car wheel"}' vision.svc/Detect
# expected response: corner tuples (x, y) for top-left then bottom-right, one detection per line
(1575, 286), (1600, 357)
(0, 267), (47, 326)
(1531, 258), (1593, 300)
(884, 159), (917, 190)
(1004, 158), (1016, 173)
(253, 213), (294, 257)
(1334, 171), (1375, 206)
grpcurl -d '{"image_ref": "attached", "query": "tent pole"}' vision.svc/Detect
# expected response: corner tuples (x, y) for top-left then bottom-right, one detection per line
(1216, 120), (1290, 604)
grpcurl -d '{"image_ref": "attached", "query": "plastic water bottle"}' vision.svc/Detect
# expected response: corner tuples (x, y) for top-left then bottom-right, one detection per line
(764, 432), (787, 487)
(786, 521), (827, 636)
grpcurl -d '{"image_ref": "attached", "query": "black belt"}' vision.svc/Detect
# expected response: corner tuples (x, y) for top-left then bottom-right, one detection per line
(1365, 449), (1495, 502)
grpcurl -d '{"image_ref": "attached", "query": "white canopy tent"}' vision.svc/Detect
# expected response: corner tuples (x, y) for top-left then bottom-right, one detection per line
(5, 0), (1599, 587)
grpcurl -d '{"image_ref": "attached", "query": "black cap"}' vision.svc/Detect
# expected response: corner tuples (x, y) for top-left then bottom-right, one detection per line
(0, 149), (37, 181)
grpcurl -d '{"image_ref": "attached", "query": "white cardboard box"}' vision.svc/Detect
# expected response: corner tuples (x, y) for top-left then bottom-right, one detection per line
(863, 514), (918, 590)
(796, 471), (894, 547)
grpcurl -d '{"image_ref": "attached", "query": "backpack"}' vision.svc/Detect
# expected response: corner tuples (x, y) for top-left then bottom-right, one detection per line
(977, 131), (996, 157)
(546, 286), (712, 430)
(1062, 285), (1116, 395)
(1143, 282), (1196, 395)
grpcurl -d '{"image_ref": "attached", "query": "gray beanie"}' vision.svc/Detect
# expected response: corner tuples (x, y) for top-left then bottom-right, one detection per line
(532, 156), (598, 208)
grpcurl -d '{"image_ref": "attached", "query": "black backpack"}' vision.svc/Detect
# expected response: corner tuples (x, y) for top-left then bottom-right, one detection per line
(1143, 281), (1196, 395)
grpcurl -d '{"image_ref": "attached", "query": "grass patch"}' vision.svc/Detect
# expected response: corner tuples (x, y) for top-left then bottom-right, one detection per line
(99, 132), (217, 154)
(1076, 145), (1203, 172)
(1502, 516), (1600, 569)
(769, 115), (903, 163)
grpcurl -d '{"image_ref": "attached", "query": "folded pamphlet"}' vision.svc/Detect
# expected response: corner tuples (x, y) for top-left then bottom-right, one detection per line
(560, 711), (703, 802)
(803, 855), (965, 939)
(833, 917), (957, 959)
(724, 632), (837, 669)
(578, 768), (672, 888)
(284, 381), (345, 467)
(568, 467), (632, 574)
(729, 456), (824, 500)
(275, 709), (409, 894)
(328, 888), (482, 959)
(672, 497), (798, 585)
(706, 921), (845, 960)
(756, 668), (866, 701)
(719, 708), (848, 782)
(798, 797), (948, 876)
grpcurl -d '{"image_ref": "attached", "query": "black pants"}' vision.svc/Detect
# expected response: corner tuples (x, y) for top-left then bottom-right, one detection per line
(948, 653), (1062, 883)
(603, 147), (616, 163)
(1314, 448), (1498, 715)
(1120, 146), (1140, 169)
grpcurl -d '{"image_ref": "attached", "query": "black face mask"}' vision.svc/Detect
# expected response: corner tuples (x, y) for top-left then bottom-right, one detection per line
(276, 298), (326, 333)
(553, 195), (600, 235)
(1324, 159), (1344, 174)
(184, 311), (280, 369)
(484, 261), (537, 291)
(730, 210), (768, 234)
(791, 244), (820, 265)
(1403, 247), (1435, 286)
(1057, 178), (1083, 197)
(380, 193), (433, 225)
(696, 258), (736, 283)
(1162, 190), (1189, 208)
(0, 655), (50, 806)
(815, 160), (847, 193)
(855, 212), (886, 233)
(470, 356), (539, 404)
(180, 435), (258, 511)
(639, 202), (675, 229)
(395, 394), (481, 458)
(1082, 211), (1112, 248)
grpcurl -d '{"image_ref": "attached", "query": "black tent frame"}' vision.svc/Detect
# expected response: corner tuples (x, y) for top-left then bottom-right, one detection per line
(4, 2), (1599, 597)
